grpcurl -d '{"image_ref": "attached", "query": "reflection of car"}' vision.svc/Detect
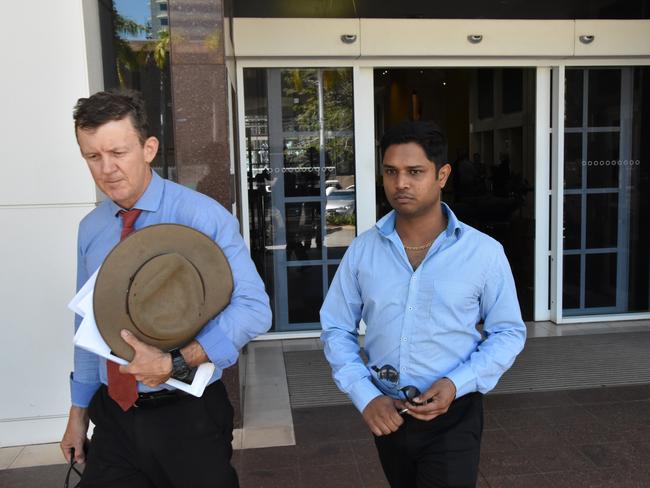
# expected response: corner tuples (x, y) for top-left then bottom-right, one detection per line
(326, 190), (356, 215)
(325, 179), (342, 190)
(325, 179), (342, 196)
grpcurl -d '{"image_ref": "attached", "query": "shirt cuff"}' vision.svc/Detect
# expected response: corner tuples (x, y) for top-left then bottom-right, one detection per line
(195, 323), (239, 369)
(445, 363), (477, 399)
(347, 377), (383, 413)
(69, 372), (101, 408)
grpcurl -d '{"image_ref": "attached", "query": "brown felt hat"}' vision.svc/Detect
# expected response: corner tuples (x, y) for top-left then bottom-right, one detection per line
(93, 224), (233, 361)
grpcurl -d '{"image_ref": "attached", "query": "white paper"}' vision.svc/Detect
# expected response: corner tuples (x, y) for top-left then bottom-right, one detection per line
(68, 269), (99, 318)
(68, 271), (215, 397)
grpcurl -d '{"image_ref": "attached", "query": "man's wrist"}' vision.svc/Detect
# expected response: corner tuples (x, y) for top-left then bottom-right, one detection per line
(170, 349), (197, 382)
(163, 353), (173, 376)
(442, 377), (457, 397)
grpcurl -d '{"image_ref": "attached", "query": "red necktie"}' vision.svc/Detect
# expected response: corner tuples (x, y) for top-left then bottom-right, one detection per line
(107, 208), (142, 411)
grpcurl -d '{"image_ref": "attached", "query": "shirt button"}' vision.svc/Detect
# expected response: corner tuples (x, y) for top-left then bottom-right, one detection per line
(401, 337), (407, 342)
(408, 306), (413, 311)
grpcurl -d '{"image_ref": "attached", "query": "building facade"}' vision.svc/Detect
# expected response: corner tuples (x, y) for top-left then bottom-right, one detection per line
(1, 0), (648, 446)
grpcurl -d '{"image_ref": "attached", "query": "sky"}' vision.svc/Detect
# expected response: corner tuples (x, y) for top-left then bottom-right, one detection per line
(114, 0), (151, 40)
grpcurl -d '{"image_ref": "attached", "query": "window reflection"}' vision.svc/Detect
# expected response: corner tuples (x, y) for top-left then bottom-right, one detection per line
(103, 1), (175, 180)
(244, 68), (356, 331)
(563, 67), (650, 316)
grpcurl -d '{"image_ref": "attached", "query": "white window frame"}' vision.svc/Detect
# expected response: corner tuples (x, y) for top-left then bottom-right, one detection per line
(235, 57), (650, 338)
(550, 60), (650, 324)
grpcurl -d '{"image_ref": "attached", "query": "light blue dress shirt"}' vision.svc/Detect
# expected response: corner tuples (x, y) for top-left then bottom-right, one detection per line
(320, 203), (526, 413)
(71, 170), (272, 407)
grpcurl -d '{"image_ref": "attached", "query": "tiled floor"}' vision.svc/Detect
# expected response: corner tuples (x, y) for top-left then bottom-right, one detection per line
(233, 384), (650, 488)
(3, 322), (650, 487)
(5, 384), (649, 487)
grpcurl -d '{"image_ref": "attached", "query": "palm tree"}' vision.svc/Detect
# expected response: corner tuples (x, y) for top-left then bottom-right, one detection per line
(111, 5), (146, 87)
(140, 29), (171, 178)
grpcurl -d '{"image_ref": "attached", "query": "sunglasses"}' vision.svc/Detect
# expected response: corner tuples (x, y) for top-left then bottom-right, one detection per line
(64, 448), (82, 488)
(371, 364), (425, 405)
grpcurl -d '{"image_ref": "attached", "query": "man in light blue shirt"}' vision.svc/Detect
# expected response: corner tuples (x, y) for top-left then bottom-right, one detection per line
(60, 90), (271, 487)
(321, 121), (526, 488)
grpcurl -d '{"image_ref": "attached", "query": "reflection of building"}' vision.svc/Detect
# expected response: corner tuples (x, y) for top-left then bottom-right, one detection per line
(149, 0), (168, 37)
(3, 0), (650, 447)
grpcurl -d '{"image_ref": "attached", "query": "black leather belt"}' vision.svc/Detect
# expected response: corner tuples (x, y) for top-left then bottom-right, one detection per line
(134, 388), (189, 409)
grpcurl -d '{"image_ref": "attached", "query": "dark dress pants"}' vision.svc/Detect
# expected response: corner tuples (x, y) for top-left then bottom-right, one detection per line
(374, 392), (483, 488)
(81, 381), (238, 488)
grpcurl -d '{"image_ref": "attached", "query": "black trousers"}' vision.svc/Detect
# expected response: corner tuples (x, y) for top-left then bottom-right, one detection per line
(81, 381), (238, 488)
(374, 392), (483, 488)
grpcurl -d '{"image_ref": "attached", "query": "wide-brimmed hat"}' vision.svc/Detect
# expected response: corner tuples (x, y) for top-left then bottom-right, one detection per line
(93, 224), (233, 361)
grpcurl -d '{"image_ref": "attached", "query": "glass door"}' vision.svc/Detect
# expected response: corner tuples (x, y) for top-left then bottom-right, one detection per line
(373, 67), (537, 320)
(562, 67), (650, 317)
(244, 68), (356, 331)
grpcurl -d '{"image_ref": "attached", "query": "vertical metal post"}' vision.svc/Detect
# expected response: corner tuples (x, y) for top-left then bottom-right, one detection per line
(268, 69), (289, 329)
(550, 66), (566, 323)
(617, 67), (634, 311)
(534, 67), (551, 321)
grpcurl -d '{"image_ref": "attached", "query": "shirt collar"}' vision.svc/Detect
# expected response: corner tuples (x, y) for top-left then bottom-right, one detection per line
(110, 170), (164, 216)
(443, 202), (463, 238)
(375, 202), (463, 239)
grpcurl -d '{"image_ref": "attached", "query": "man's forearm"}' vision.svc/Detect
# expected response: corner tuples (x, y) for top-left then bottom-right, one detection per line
(61, 406), (90, 463)
(180, 340), (209, 367)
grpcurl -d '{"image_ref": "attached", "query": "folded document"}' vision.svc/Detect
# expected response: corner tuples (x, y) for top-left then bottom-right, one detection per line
(68, 270), (215, 397)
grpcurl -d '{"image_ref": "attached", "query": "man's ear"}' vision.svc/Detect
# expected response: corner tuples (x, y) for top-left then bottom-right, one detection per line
(143, 136), (160, 164)
(438, 163), (452, 188)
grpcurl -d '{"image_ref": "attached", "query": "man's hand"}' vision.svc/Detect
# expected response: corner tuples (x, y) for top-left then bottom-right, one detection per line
(119, 330), (172, 387)
(60, 406), (89, 464)
(362, 395), (405, 436)
(405, 377), (457, 421)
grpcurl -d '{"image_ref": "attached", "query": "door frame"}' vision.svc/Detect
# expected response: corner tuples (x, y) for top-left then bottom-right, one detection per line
(550, 62), (650, 324)
(236, 57), (650, 339)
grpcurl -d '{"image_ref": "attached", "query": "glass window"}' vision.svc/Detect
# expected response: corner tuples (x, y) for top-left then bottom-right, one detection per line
(565, 69), (583, 128)
(101, 1), (176, 180)
(502, 69), (523, 114)
(244, 68), (355, 332)
(563, 133), (582, 189)
(477, 69), (494, 119)
(588, 69), (621, 127)
(563, 67), (650, 316)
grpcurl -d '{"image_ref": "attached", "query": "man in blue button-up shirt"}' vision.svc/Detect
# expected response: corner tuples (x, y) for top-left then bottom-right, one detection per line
(60, 91), (271, 487)
(321, 121), (526, 487)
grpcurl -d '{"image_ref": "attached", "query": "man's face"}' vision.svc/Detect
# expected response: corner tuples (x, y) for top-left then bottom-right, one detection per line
(382, 142), (451, 219)
(76, 117), (158, 209)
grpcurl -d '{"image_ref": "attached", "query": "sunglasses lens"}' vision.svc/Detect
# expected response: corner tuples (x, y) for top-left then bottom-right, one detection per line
(401, 385), (421, 402)
(376, 365), (399, 384)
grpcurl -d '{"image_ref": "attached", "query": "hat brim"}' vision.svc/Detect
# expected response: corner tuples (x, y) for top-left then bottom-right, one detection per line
(93, 224), (233, 361)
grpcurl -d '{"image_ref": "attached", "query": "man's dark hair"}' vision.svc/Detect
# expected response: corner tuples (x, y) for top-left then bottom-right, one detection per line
(380, 121), (448, 171)
(73, 90), (149, 144)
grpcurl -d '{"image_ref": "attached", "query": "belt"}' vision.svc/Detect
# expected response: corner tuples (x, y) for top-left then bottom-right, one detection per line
(134, 388), (190, 409)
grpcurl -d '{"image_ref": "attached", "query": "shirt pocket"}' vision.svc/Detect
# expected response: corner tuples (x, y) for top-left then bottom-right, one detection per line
(411, 279), (480, 354)
(429, 279), (480, 328)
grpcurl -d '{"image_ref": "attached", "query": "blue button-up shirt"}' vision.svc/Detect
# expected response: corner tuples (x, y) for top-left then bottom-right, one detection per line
(320, 203), (526, 412)
(71, 171), (272, 407)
